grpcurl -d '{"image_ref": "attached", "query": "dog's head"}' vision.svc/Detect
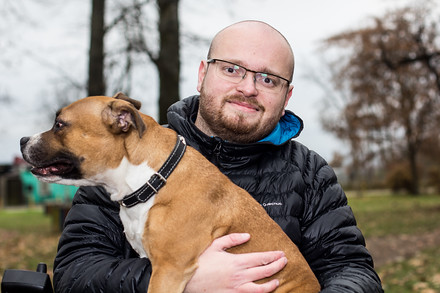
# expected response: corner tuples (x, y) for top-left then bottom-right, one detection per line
(20, 92), (146, 186)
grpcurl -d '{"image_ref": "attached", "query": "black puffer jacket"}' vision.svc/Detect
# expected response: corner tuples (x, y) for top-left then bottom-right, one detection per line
(54, 96), (383, 292)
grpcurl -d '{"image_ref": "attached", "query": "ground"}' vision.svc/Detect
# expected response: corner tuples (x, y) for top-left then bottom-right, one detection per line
(367, 228), (440, 268)
(1, 210), (440, 291)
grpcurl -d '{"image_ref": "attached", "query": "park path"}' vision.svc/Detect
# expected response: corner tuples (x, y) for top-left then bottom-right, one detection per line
(366, 228), (440, 268)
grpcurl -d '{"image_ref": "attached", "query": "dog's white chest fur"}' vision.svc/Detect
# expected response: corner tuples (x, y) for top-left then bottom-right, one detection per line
(103, 157), (157, 259)
(120, 199), (154, 258)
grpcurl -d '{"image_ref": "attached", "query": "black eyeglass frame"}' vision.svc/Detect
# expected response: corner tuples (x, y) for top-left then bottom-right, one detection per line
(207, 58), (292, 85)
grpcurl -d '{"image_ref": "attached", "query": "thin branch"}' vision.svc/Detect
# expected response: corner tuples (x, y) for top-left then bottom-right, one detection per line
(21, 48), (84, 91)
(104, 0), (152, 33)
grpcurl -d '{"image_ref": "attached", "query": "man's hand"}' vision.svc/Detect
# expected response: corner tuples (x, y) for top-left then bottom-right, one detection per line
(184, 233), (287, 293)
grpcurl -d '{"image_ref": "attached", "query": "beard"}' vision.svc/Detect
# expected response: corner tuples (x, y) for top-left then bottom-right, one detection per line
(198, 89), (283, 143)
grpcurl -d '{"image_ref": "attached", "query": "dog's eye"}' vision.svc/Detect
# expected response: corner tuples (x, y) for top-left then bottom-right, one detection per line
(54, 120), (66, 131)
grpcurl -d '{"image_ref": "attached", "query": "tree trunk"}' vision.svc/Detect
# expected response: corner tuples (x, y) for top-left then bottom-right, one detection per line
(88, 0), (106, 96)
(408, 141), (420, 195)
(156, 0), (180, 125)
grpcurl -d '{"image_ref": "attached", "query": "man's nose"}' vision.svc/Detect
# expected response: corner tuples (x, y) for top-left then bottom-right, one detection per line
(236, 72), (258, 96)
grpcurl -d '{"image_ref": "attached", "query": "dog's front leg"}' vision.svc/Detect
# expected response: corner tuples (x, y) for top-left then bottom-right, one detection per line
(147, 261), (198, 293)
(144, 205), (211, 293)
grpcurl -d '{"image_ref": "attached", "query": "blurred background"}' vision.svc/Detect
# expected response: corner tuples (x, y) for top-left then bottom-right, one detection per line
(0, 0), (439, 292)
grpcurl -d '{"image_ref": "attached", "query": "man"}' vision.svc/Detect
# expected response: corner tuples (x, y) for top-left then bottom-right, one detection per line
(53, 21), (383, 292)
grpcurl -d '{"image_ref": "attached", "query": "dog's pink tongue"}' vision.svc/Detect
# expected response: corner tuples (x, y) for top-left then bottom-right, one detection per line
(32, 165), (64, 176)
(49, 166), (62, 173)
(32, 166), (52, 176)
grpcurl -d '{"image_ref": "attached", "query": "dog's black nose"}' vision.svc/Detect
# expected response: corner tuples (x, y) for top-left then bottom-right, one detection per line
(20, 137), (30, 147)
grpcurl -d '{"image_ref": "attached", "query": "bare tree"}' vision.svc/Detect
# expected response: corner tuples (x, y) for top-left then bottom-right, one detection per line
(88, 0), (106, 96)
(86, 0), (180, 124)
(156, 0), (180, 124)
(320, 3), (440, 194)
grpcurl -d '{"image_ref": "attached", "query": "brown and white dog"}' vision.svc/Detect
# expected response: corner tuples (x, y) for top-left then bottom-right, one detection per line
(20, 93), (320, 293)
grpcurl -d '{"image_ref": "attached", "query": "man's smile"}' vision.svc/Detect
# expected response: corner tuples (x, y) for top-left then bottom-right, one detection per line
(224, 95), (265, 114)
(228, 100), (260, 112)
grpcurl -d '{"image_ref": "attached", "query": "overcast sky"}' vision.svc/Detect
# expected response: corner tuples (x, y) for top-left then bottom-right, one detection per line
(1, 0), (416, 164)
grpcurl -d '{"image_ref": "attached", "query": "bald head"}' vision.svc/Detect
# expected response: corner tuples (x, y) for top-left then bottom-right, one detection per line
(208, 21), (295, 81)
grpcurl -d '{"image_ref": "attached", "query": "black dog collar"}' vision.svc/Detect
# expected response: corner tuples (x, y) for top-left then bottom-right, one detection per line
(120, 135), (187, 208)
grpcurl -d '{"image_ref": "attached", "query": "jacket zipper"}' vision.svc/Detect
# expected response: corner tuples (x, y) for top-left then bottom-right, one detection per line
(213, 140), (222, 165)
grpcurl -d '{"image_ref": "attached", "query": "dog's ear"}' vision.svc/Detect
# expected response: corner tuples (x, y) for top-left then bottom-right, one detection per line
(112, 92), (142, 110)
(102, 99), (146, 138)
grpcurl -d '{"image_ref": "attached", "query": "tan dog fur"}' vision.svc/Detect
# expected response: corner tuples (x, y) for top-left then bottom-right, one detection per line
(20, 94), (320, 293)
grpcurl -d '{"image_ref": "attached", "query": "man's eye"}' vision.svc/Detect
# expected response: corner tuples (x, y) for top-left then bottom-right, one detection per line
(223, 65), (240, 75)
(263, 76), (274, 84)
(257, 74), (277, 87)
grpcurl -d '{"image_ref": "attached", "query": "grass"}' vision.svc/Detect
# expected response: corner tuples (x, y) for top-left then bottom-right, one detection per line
(347, 192), (440, 292)
(378, 245), (440, 293)
(1, 193), (440, 291)
(0, 207), (59, 282)
(0, 207), (52, 233)
(347, 193), (440, 238)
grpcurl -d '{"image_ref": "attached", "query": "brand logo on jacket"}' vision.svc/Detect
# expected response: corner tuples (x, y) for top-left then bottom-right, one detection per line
(262, 202), (283, 207)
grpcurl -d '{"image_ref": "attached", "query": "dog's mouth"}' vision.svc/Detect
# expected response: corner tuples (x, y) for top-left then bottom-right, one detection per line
(30, 159), (77, 177)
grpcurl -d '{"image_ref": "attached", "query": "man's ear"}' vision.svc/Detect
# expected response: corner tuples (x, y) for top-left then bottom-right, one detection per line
(102, 99), (146, 138)
(282, 85), (294, 116)
(197, 61), (208, 92)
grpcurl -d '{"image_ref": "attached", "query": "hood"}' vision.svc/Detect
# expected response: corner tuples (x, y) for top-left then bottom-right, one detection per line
(258, 111), (303, 145)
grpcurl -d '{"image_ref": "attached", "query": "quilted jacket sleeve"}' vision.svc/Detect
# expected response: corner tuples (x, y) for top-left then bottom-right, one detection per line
(53, 186), (152, 293)
(298, 149), (383, 293)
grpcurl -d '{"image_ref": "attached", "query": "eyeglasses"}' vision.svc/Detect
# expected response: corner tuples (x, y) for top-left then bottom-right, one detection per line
(207, 59), (291, 93)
